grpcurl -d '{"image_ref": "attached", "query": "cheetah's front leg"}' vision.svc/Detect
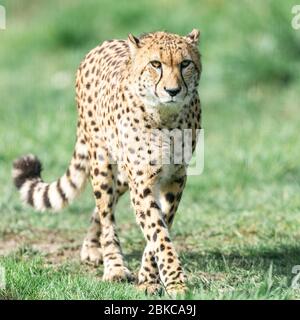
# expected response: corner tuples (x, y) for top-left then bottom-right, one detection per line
(90, 147), (133, 282)
(130, 181), (187, 296)
(137, 174), (187, 295)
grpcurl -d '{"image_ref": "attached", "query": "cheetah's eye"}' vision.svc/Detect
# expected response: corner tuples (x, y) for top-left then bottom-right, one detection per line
(181, 60), (192, 68)
(150, 60), (162, 69)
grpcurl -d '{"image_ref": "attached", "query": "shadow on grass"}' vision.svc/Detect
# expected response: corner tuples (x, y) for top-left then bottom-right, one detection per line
(124, 243), (300, 280)
(181, 244), (300, 278)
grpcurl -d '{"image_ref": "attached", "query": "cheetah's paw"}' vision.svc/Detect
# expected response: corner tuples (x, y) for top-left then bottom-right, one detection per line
(138, 282), (163, 295)
(103, 266), (135, 282)
(80, 242), (103, 266)
(165, 283), (188, 297)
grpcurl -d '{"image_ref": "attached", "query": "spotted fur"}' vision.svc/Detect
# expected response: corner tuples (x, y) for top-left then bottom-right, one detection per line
(12, 30), (202, 296)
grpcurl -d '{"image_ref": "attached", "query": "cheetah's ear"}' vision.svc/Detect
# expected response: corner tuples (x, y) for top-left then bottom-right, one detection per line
(127, 33), (140, 56)
(185, 29), (200, 46)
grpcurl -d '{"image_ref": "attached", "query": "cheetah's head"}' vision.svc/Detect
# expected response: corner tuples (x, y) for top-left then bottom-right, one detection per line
(127, 30), (201, 110)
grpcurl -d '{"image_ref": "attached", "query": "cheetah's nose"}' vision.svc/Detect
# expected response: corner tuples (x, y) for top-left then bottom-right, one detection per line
(164, 87), (181, 97)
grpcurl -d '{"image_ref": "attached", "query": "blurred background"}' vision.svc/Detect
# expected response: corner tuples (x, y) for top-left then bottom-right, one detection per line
(0, 0), (300, 299)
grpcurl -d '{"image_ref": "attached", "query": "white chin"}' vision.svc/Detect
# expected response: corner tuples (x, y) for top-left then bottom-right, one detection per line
(141, 93), (185, 108)
(160, 98), (184, 107)
(163, 99), (179, 104)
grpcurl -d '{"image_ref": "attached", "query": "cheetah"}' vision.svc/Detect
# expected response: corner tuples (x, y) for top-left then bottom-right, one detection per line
(12, 30), (202, 295)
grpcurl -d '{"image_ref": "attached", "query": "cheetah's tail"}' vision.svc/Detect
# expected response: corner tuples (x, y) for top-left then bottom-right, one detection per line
(12, 139), (89, 212)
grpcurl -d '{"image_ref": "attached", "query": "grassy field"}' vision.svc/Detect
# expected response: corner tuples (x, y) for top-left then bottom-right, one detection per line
(1, 0), (300, 299)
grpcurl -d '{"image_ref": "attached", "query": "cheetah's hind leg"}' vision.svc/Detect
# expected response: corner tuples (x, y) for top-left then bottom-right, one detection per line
(81, 208), (103, 266)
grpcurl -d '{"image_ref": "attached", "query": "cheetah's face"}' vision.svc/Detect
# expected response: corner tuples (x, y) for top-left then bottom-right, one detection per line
(128, 30), (201, 109)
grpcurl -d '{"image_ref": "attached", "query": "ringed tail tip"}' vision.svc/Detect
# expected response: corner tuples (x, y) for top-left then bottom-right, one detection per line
(12, 154), (42, 189)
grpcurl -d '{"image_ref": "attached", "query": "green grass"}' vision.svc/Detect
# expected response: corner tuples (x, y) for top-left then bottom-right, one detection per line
(1, 0), (300, 300)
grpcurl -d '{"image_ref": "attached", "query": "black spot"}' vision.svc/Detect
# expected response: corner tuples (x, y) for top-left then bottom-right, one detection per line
(100, 183), (108, 190)
(75, 163), (85, 171)
(157, 219), (165, 227)
(108, 201), (114, 208)
(165, 192), (175, 203)
(150, 201), (160, 209)
(94, 217), (100, 224)
(153, 231), (157, 241)
(94, 191), (101, 199)
(102, 211), (109, 218)
(107, 187), (113, 194)
(174, 177), (185, 187)
(139, 211), (146, 220)
(143, 188), (151, 198)
(66, 168), (71, 177)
